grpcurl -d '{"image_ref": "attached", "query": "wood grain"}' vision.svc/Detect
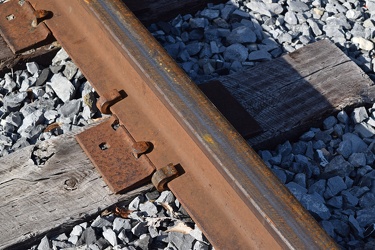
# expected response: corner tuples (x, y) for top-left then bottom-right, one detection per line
(0, 124), (153, 249)
(216, 39), (375, 149)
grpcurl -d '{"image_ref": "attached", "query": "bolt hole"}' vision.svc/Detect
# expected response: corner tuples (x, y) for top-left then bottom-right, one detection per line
(111, 120), (120, 131)
(6, 14), (15, 21)
(99, 142), (110, 150)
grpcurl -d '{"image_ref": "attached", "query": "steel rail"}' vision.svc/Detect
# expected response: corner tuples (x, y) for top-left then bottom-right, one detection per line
(29, 0), (338, 249)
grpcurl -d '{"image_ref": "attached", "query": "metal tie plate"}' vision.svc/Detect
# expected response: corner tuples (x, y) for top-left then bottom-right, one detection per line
(0, 0), (51, 53)
(75, 115), (155, 193)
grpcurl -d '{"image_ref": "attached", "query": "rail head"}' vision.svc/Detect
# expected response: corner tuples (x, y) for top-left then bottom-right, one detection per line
(28, 0), (338, 249)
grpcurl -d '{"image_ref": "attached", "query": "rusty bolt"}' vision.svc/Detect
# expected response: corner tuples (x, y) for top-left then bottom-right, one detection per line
(132, 141), (151, 159)
(96, 89), (122, 114)
(151, 163), (179, 191)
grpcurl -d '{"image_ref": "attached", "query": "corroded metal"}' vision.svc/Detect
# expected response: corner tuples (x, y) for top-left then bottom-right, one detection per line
(96, 89), (123, 114)
(131, 141), (151, 159)
(29, 0), (339, 249)
(151, 163), (179, 191)
(75, 116), (155, 193)
(0, 0), (51, 53)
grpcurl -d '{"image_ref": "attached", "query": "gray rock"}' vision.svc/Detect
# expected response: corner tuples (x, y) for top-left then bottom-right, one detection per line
(68, 235), (78, 245)
(134, 234), (151, 250)
(169, 232), (195, 249)
(5, 112), (23, 128)
(307, 19), (322, 36)
(277, 33), (293, 43)
(103, 227), (117, 246)
(189, 18), (206, 29)
(18, 109), (45, 133)
(286, 182), (307, 201)
(49, 65), (64, 74)
(139, 201), (158, 216)
(359, 170), (375, 188)
(353, 37), (374, 51)
(331, 219), (350, 237)
(3, 92), (27, 112)
(231, 9), (250, 19)
(284, 11), (298, 25)
(308, 179), (326, 197)
(63, 61), (78, 80)
(227, 26), (257, 44)
(223, 44), (248, 62)
(70, 225), (83, 236)
(359, 192), (375, 208)
(148, 226), (159, 238)
(337, 110), (349, 124)
(35, 68), (51, 86)
(355, 123), (375, 138)
(52, 48), (70, 65)
(220, 4), (236, 20)
(3, 74), (17, 93)
(118, 229), (131, 244)
(51, 240), (72, 249)
(337, 140), (352, 159)
(245, 2), (272, 17)
(37, 235), (51, 250)
(200, 9), (220, 20)
(26, 62), (40, 75)
(358, 207), (375, 228)
(248, 49), (272, 61)
(113, 217), (131, 233)
(194, 240), (209, 250)
(353, 107), (369, 123)
(294, 173), (306, 187)
(348, 153), (366, 167)
(300, 192), (331, 220)
(91, 216), (113, 228)
(349, 215), (364, 238)
(288, 0), (309, 12)
(342, 190), (359, 207)
(323, 116), (337, 130)
(324, 176), (347, 199)
(343, 133), (368, 153)
(77, 227), (98, 245)
(132, 222), (148, 236)
(129, 196), (143, 210)
(156, 191), (175, 204)
(327, 196), (343, 208)
(272, 168), (287, 183)
(186, 42), (202, 56)
(321, 220), (335, 238)
(49, 73), (76, 102)
(292, 141), (307, 155)
(300, 130), (315, 141)
(59, 99), (82, 118)
(323, 155), (354, 177)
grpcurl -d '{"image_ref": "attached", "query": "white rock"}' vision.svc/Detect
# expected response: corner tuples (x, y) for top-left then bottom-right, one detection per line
(103, 227), (117, 246)
(52, 48), (70, 65)
(352, 37), (374, 51)
(37, 235), (51, 250)
(48, 73), (76, 102)
(364, 19), (375, 28)
(26, 62), (39, 75)
(70, 225), (83, 236)
(68, 235), (78, 245)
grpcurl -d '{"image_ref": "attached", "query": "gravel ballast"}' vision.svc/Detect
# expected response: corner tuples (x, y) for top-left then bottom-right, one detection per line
(2, 0), (375, 249)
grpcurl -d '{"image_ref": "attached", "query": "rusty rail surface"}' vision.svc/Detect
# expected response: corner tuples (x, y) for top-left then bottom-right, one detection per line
(27, 0), (338, 249)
